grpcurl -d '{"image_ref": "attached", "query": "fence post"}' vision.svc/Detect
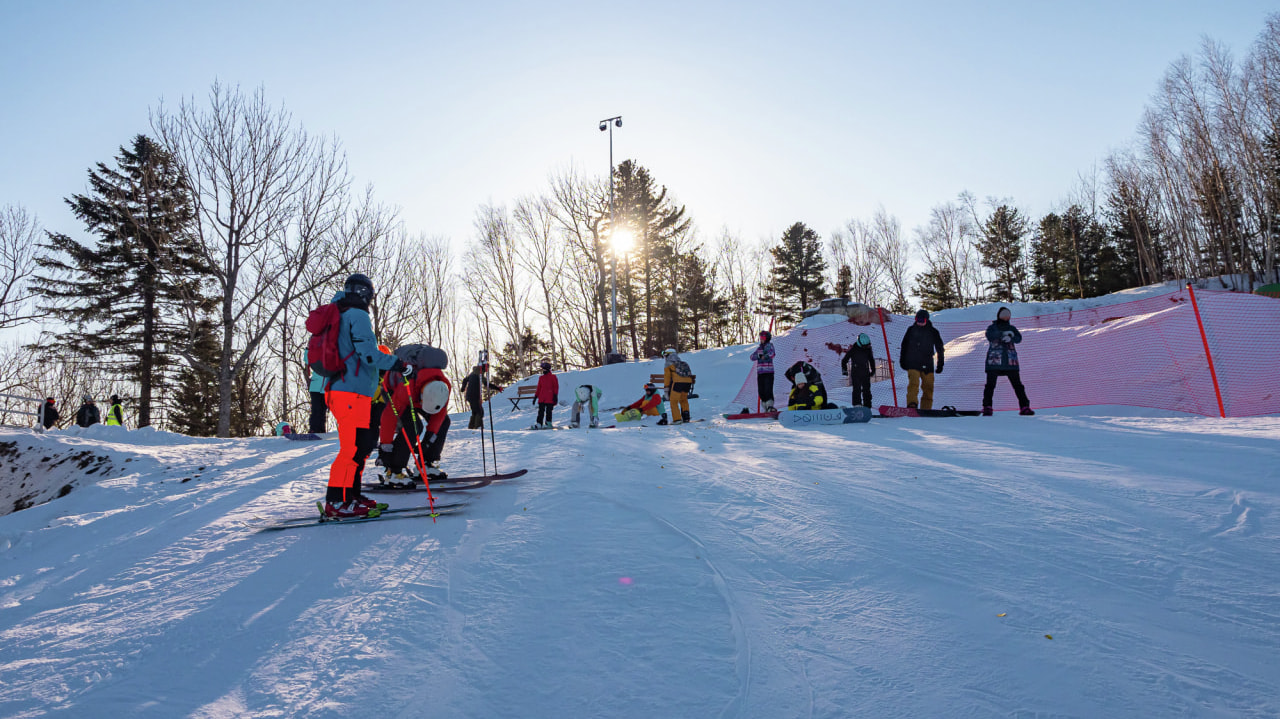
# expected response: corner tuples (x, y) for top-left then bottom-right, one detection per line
(878, 307), (898, 407)
(1186, 283), (1226, 418)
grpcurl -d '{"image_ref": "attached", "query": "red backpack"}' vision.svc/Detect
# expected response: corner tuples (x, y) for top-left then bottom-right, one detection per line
(305, 303), (351, 379)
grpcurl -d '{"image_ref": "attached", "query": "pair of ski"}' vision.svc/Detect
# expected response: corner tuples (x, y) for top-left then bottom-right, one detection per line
(365, 469), (528, 494)
(244, 469), (528, 531)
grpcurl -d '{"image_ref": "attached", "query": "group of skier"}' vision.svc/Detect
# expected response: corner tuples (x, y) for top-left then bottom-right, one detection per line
(750, 307), (1033, 416)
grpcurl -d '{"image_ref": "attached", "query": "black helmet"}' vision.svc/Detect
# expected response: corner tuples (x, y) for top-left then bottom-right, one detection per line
(110, 394), (120, 404)
(644, 382), (656, 393)
(343, 273), (375, 305)
(540, 361), (551, 371)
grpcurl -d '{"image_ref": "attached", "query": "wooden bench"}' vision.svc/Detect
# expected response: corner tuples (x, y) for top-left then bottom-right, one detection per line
(650, 373), (696, 386)
(509, 385), (538, 411)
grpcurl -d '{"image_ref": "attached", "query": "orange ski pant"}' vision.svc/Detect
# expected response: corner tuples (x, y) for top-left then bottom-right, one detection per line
(326, 390), (376, 503)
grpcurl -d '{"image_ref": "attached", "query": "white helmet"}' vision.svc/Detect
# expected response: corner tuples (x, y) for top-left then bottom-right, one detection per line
(575, 385), (591, 402)
(662, 348), (677, 356)
(420, 380), (449, 414)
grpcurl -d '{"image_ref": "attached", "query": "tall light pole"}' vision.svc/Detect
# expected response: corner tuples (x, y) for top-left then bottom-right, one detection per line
(599, 115), (622, 362)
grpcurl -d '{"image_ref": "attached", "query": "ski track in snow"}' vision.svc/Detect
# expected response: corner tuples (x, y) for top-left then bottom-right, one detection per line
(0, 408), (1277, 718)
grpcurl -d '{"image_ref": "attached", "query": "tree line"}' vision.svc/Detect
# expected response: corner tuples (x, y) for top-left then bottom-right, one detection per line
(2, 14), (1278, 434)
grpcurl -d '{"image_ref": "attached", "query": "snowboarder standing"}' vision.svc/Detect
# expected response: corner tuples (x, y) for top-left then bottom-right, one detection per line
(533, 361), (558, 429)
(378, 365), (452, 487)
(570, 384), (603, 428)
(662, 348), (695, 424)
(75, 394), (100, 428)
(105, 395), (125, 428)
(319, 274), (405, 518)
(982, 307), (1033, 416)
(39, 397), (59, 430)
(749, 330), (777, 412)
(900, 309), (945, 410)
(842, 333), (876, 408)
(460, 365), (486, 429)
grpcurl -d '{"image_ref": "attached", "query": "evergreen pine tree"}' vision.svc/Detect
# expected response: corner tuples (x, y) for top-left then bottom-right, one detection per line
(975, 205), (1029, 301)
(834, 265), (853, 300)
(32, 135), (212, 427)
(912, 266), (962, 311)
(493, 327), (553, 387)
(170, 319), (221, 436)
(759, 222), (827, 324)
(676, 252), (729, 350)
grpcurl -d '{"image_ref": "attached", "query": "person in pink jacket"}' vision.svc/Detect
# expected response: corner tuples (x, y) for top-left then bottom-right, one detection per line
(532, 361), (559, 429)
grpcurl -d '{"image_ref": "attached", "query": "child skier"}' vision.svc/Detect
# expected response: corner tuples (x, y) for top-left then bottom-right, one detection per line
(615, 383), (666, 424)
(570, 384), (603, 428)
(982, 307), (1034, 416)
(841, 333), (876, 408)
(749, 330), (777, 411)
(532, 361), (559, 429)
(378, 364), (452, 487)
(662, 348), (695, 424)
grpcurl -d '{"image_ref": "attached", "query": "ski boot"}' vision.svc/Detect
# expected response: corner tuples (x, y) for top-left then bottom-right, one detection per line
(320, 501), (381, 520)
(656, 413), (669, 426)
(424, 462), (448, 481)
(356, 494), (389, 512)
(569, 422), (580, 429)
(681, 410), (691, 423)
(1019, 406), (1035, 416)
(982, 406), (993, 417)
(383, 470), (416, 489)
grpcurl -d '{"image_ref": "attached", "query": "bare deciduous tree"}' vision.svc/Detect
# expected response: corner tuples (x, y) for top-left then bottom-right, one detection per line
(0, 205), (42, 330)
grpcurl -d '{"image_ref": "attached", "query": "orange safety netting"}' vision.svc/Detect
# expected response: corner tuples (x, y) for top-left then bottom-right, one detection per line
(731, 288), (1280, 417)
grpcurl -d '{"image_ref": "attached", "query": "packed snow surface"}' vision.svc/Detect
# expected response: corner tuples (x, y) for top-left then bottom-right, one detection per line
(1, 344), (1278, 717)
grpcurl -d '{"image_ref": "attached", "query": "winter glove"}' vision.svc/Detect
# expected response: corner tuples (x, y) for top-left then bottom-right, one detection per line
(1001, 331), (1014, 343)
(935, 362), (944, 374)
(390, 358), (407, 375)
(401, 363), (415, 379)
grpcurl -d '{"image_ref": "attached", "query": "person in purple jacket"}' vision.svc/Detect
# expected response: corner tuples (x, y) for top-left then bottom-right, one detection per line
(749, 330), (777, 411)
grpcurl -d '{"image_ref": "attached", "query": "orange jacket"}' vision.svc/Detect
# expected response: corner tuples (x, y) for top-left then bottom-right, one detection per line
(379, 368), (451, 444)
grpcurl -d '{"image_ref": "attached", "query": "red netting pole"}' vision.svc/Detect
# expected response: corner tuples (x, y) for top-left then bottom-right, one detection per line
(1187, 283), (1226, 418)
(878, 306), (898, 406)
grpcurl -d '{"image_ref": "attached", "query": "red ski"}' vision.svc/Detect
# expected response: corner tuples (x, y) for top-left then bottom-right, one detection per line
(877, 405), (981, 418)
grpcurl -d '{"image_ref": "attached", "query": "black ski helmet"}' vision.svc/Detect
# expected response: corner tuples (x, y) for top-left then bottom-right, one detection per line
(343, 273), (375, 305)
(644, 382), (656, 393)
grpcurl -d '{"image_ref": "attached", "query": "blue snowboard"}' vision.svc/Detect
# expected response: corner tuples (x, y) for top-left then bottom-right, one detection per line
(282, 433), (325, 441)
(778, 406), (873, 427)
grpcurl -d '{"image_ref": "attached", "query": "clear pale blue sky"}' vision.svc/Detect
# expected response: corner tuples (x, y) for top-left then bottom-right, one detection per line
(2, 0), (1276, 255)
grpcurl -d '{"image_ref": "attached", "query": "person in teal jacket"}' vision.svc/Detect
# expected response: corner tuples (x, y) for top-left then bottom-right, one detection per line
(323, 274), (406, 518)
(308, 347), (327, 433)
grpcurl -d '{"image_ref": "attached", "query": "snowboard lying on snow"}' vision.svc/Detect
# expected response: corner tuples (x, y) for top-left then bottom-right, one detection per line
(778, 406), (872, 427)
(878, 405), (982, 418)
(282, 433), (326, 441)
(724, 410), (779, 420)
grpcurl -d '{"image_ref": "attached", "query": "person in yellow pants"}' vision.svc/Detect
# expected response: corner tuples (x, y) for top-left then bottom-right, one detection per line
(899, 309), (945, 410)
(662, 348), (694, 424)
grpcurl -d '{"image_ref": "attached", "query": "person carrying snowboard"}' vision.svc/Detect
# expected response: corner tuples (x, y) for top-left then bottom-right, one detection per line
(39, 397), (59, 430)
(662, 348), (695, 424)
(378, 364), (452, 488)
(900, 309), (945, 410)
(841, 333), (876, 408)
(460, 364), (486, 429)
(570, 384), (603, 428)
(982, 306), (1033, 416)
(530, 361), (559, 429)
(615, 383), (667, 423)
(787, 371), (827, 410)
(749, 330), (777, 411)
(75, 394), (100, 428)
(318, 274), (406, 518)
(105, 395), (125, 427)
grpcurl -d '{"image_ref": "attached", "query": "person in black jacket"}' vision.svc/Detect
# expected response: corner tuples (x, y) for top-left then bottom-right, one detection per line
(899, 309), (945, 410)
(39, 397), (59, 430)
(841, 333), (876, 408)
(75, 395), (100, 427)
(460, 365), (487, 429)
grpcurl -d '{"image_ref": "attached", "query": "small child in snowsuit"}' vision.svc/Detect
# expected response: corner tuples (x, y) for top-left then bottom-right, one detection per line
(570, 385), (603, 428)
(533, 361), (558, 429)
(615, 383), (666, 423)
(841, 333), (876, 408)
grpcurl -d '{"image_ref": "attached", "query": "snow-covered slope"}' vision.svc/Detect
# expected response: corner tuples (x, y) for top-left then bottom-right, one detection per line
(2, 397), (1279, 716)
